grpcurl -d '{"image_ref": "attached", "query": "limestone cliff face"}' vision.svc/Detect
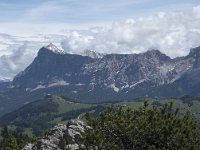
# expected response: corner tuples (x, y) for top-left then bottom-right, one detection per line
(1, 45), (200, 116)
(12, 45), (200, 99)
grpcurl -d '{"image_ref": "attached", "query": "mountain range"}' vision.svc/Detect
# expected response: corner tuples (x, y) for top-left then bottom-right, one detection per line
(0, 43), (200, 116)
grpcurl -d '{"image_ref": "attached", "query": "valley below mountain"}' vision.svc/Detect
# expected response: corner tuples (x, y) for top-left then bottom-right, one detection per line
(0, 95), (199, 138)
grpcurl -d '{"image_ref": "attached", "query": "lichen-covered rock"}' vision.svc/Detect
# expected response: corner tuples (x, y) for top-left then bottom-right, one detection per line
(23, 119), (86, 150)
(23, 144), (34, 150)
(65, 120), (85, 144)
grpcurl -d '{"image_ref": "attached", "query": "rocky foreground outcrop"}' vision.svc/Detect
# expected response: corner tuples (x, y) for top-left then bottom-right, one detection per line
(23, 119), (86, 150)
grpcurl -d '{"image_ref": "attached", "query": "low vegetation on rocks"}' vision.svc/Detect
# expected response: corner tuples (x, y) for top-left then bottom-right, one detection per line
(1, 101), (200, 150)
(82, 101), (200, 150)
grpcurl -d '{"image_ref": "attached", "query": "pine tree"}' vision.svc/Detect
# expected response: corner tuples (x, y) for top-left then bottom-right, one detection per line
(81, 101), (200, 150)
(1, 126), (10, 149)
(0, 126), (32, 150)
(9, 138), (18, 149)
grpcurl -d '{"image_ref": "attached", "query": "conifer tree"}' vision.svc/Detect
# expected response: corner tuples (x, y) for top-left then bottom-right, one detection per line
(81, 101), (200, 150)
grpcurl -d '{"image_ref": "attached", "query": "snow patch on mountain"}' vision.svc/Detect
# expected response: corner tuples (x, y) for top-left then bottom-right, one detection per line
(30, 85), (45, 92)
(0, 76), (10, 83)
(130, 79), (146, 88)
(45, 43), (65, 54)
(76, 83), (85, 86)
(120, 84), (130, 90)
(48, 80), (69, 87)
(109, 83), (120, 92)
(30, 80), (69, 92)
(82, 49), (104, 58)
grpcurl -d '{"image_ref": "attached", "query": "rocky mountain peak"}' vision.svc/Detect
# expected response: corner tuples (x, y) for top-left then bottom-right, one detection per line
(186, 46), (200, 68)
(142, 49), (171, 62)
(44, 43), (65, 54)
(145, 49), (166, 56)
(82, 49), (104, 58)
(188, 46), (200, 58)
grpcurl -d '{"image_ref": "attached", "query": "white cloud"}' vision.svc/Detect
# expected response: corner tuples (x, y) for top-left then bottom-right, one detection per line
(0, 5), (200, 79)
(61, 5), (200, 57)
(193, 5), (200, 18)
(61, 31), (94, 53)
(0, 42), (38, 79)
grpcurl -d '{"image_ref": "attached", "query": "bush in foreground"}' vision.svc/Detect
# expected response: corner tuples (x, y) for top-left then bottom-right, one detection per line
(82, 101), (200, 150)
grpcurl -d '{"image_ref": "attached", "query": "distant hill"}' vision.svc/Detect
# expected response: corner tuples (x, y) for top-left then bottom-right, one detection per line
(0, 95), (200, 136)
(0, 95), (105, 136)
(0, 44), (200, 116)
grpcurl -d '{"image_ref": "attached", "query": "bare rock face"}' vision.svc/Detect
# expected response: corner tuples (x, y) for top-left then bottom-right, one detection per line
(23, 119), (86, 150)
(65, 120), (85, 145)
(12, 45), (200, 99)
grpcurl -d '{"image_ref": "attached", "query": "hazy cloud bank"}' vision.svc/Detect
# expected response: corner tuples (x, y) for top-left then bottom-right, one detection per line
(0, 5), (200, 79)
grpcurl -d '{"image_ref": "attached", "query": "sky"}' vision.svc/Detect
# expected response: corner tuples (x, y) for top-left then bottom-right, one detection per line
(0, 0), (200, 79)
